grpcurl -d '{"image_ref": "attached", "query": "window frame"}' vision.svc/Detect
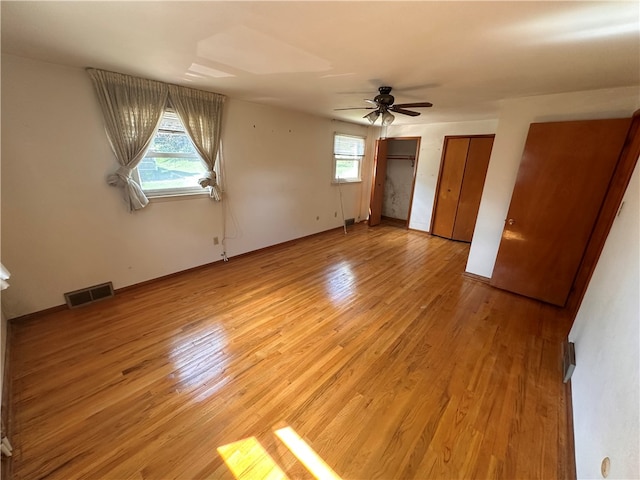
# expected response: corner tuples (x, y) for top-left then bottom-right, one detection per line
(332, 133), (365, 184)
(133, 109), (209, 198)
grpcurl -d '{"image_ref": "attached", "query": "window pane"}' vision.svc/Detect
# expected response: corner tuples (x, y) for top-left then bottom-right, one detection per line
(334, 134), (365, 157)
(335, 159), (360, 180)
(136, 110), (209, 194)
(333, 133), (364, 182)
(148, 130), (198, 155)
(158, 111), (184, 131)
(138, 157), (206, 191)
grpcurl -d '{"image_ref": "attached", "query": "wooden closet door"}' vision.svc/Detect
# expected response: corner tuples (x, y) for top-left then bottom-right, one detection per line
(451, 136), (494, 242)
(431, 137), (469, 238)
(490, 118), (631, 306)
(369, 139), (389, 226)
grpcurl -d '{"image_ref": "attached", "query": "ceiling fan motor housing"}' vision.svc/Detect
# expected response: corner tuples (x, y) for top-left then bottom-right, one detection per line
(374, 86), (395, 106)
(333, 85), (431, 121)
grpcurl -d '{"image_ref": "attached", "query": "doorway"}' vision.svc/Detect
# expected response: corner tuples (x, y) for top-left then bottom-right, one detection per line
(369, 137), (420, 228)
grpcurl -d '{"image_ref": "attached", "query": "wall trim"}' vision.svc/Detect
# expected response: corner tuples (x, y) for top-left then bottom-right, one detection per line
(407, 227), (431, 236)
(564, 379), (577, 479)
(9, 225), (351, 323)
(462, 272), (491, 284)
(565, 110), (640, 317)
(1, 319), (14, 479)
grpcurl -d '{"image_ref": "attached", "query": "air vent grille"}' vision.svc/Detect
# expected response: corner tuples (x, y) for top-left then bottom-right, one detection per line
(64, 282), (114, 308)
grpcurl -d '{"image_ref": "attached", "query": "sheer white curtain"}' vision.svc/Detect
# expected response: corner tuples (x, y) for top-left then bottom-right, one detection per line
(87, 68), (168, 211)
(168, 85), (226, 201)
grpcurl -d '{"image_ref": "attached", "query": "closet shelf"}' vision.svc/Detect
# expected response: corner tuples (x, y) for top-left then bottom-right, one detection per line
(387, 155), (416, 161)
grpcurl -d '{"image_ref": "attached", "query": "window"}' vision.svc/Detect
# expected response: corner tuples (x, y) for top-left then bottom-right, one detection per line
(333, 133), (365, 183)
(133, 110), (208, 197)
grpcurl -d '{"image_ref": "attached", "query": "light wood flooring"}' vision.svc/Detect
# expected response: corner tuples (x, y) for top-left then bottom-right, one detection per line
(7, 224), (574, 479)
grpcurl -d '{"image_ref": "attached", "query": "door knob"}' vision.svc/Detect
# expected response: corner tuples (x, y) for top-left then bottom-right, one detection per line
(507, 218), (515, 225)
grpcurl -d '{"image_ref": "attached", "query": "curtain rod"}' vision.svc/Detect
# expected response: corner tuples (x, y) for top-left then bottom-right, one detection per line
(85, 67), (226, 99)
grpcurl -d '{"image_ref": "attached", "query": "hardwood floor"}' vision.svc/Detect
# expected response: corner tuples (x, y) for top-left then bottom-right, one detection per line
(7, 224), (574, 479)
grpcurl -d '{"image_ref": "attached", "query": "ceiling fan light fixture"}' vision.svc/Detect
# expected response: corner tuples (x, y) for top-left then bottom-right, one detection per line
(382, 111), (395, 126)
(364, 110), (380, 124)
(337, 87), (431, 125)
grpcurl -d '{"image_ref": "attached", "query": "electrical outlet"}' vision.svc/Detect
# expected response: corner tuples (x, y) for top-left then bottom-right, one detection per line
(213, 236), (219, 245)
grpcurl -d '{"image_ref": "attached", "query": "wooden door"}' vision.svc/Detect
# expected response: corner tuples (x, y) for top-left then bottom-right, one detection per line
(490, 118), (631, 306)
(431, 137), (469, 237)
(369, 139), (389, 226)
(431, 135), (494, 241)
(451, 137), (494, 242)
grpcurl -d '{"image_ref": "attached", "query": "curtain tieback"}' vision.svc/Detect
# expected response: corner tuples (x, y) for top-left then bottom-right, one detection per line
(198, 170), (217, 189)
(198, 171), (222, 201)
(107, 166), (134, 187)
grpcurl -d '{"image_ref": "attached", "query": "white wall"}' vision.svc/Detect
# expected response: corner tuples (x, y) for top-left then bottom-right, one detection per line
(569, 164), (639, 480)
(220, 99), (371, 255)
(0, 54), (373, 318)
(385, 119), (498, 231)
(466, 86), (640, 278)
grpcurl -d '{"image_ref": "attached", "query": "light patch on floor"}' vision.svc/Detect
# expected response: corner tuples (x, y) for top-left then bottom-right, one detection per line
(274, 427), (342, 480)
(218, 436), (290, 480)
(218, 427), (342, 480)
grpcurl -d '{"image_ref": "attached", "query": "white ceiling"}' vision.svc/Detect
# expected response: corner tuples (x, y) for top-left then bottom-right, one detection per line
(2, 1), (639, 125)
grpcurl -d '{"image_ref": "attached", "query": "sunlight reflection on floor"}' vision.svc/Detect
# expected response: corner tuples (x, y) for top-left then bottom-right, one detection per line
(218, 426), (342, 480)
(170, 327), (229, 401)
(324, 261), (356, 305)
(217, 436), (290, 480)
(274, 427), (342, 480)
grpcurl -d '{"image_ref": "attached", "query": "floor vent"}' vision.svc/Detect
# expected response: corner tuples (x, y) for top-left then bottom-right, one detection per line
(345, 218), (356, 227)
(64, 282), (114, 309)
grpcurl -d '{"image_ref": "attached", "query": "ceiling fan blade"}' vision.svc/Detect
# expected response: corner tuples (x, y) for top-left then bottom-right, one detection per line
(390, 107), (421, 117)
(393, 102), (433, 108)
(334, 107), (377, 111)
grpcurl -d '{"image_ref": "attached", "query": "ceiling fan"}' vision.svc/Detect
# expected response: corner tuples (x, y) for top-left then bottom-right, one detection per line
(335, 86), (433, 125)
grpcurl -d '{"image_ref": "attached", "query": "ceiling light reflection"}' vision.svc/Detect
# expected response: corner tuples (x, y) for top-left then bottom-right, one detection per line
(509, 4), (638, 44)
(197, 26), (331, 75)
(550, 22), (637, 42)
(188, 63), (235, 78)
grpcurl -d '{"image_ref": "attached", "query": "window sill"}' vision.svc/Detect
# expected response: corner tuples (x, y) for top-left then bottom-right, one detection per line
(331, 180), (362, 185)
(146, 190), (210, 202)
